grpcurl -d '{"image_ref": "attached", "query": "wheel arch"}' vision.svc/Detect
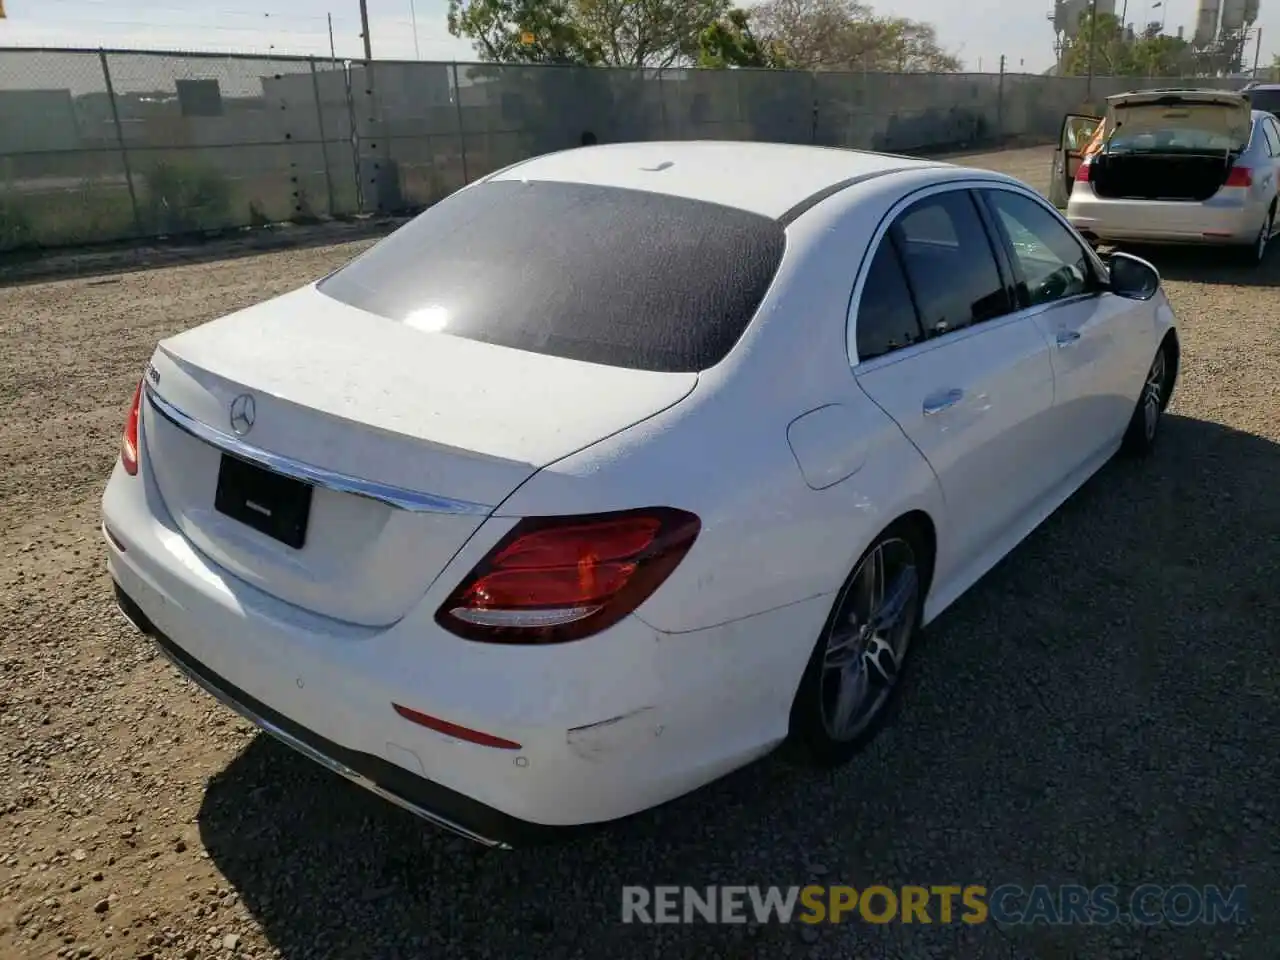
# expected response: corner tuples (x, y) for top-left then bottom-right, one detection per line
(893, 509), (939, 605)
(1158, 327), (1180, 410)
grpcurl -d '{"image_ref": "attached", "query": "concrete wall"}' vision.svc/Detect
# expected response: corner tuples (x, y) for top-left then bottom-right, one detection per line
(0, 47), (1248, 252)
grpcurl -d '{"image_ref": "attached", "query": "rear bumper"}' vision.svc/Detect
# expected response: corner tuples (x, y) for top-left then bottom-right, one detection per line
(101, 453), (824, 847)
(112, 582), (545, 848)
(1067, 189), (1259, 244)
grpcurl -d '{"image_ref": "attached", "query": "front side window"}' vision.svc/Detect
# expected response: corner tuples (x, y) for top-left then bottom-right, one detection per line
(891, 191), (1011, 338)
(982, 190), (1094, 307)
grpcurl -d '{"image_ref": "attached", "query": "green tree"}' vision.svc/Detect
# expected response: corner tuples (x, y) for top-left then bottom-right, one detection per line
(448, 0), (732, 67)
(1058, 12), (1191, 77)
(749, 0), (961, 72)
(446, 0), (601, 64)
(698, 7), (788, 67)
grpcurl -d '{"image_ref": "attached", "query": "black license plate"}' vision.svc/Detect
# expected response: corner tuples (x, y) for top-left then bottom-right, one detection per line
(214, 454), (313, 549)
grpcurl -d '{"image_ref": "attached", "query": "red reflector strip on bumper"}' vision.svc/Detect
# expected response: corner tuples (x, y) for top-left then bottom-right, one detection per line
(392, 703), (523, 750)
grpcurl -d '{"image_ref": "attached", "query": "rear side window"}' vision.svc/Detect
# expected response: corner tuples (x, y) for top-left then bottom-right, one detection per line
(855, 238), (924, 362)
(893, 192), (1011, 337)
(1263, 119), (1280, 157)
(317, 180), (787, 373)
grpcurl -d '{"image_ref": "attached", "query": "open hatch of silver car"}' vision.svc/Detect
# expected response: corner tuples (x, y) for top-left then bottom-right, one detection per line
(1052, 89), (1254, 205)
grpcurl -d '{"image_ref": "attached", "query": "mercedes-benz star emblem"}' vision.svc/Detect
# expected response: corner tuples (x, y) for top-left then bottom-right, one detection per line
(229, 393), (256, 436)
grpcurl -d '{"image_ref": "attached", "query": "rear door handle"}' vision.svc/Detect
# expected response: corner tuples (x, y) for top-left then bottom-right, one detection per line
(922, 388), (964, 416)
(1056, 330), (1082, 347)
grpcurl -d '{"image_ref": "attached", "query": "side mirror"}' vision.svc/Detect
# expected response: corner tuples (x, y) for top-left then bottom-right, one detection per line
(1106, 251), (1160, 301)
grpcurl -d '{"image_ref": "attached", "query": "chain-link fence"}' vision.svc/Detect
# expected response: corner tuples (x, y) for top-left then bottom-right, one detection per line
(0, 46), (1250, 253)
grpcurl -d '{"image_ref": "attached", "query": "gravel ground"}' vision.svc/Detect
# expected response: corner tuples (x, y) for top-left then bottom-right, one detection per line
(1, 145), (1277, 960)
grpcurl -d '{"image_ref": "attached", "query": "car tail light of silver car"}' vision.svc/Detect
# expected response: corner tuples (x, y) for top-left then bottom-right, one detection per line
(120, 378), (143, 476)
(1224, 167), (1253, 188)
(436, 508), (701, 644)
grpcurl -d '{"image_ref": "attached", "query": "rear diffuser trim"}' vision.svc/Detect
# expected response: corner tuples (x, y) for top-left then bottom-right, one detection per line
(143, 382), (492, 516)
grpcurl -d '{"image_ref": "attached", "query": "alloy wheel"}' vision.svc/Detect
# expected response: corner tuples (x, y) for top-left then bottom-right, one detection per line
(820, 537), (919, 742)
(1143, 349), (1167, 442)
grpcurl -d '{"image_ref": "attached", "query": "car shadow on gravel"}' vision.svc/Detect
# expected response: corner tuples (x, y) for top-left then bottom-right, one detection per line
(1110, 243), (1280, 286)
(196, 414), (1279, 960)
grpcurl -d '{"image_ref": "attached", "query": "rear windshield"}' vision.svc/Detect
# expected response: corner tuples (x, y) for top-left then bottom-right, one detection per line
(1245, 88), (1280, 117)
(316, 179), (787, 373)
(1107, 124), (1240, 153)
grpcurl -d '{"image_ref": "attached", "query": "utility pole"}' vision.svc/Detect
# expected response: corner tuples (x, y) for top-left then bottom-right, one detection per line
(1085, 0), (1099, 102)
(328, 12), (336, 60)
(358, 0), (372, 60)
(1252, 28), (1263, 79)
(410, 0), (421, 59)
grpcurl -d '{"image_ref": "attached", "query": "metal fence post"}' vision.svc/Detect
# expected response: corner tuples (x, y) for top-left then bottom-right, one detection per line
(342, 60), (365, 214)
(309, 58), (338, 217)
(810, 71), (818, 145)
(98, 49), (144, 239)
(997, 55), (1006, 140)
(451, 61), (469, 184)
(657, 68), (670, 137)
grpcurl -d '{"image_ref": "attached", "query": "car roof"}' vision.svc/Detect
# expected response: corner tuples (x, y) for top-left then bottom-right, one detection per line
(487, 140), (948, 221)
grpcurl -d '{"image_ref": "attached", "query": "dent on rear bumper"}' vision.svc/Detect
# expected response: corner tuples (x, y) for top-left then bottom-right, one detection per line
(101, 457), (828, 835)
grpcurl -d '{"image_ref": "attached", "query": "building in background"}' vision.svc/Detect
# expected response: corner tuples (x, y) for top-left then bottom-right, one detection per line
(1050, 0), (1263, 76)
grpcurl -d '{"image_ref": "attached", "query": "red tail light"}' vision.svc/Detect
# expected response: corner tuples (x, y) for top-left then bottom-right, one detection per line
(1224, 166), (1253, 188)
(1074, 159), (1092, 182)
(436, 507), (701, 644)
(120, 379), (143, 476)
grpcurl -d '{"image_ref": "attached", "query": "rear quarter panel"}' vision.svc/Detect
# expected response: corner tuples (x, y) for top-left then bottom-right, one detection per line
(493, 177), (950, 636)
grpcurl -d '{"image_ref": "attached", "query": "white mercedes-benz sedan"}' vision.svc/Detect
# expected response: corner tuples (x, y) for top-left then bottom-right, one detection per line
(103, 141), (1180, 848)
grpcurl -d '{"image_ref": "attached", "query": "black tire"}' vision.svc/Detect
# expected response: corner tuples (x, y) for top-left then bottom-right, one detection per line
(1240, 208), (1274, 266)
(786, 520), (928, 768)
(1120, 339), (1175, 457)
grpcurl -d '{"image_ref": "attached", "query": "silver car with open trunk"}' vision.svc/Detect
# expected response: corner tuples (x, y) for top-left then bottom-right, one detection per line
(1050, 88), (1280, 265)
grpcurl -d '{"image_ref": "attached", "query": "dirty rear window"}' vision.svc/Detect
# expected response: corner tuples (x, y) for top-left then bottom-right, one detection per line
(316, 179), (787, 373)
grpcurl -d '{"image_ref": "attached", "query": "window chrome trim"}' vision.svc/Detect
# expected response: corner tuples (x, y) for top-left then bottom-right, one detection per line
(143, 383), (493, 516)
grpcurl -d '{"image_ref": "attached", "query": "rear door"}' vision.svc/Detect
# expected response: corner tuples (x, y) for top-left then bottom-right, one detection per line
(851, 187), (1058, 575)
(1262, 117), (1280, 222)
(976, 185), (1151, 473)
(1050, 114), (1102, 207)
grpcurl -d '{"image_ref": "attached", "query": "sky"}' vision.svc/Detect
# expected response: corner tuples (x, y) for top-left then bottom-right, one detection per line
(0, 0), (1275, 76)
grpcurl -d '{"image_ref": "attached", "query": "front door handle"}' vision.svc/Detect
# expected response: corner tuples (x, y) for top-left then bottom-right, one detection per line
(1056, 330), (1082, 347)
(923, 388), (964, 416)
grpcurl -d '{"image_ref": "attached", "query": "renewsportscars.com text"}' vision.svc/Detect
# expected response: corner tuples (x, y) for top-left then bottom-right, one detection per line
(621, 884), (1248, 926)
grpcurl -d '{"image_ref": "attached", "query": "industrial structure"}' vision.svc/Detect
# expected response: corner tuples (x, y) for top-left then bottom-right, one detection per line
(1050, 0), (1262, 75)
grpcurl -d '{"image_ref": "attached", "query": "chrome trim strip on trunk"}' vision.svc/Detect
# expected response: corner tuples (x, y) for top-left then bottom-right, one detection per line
(143, 382), (493, 516)
(146, 632), (510, 850)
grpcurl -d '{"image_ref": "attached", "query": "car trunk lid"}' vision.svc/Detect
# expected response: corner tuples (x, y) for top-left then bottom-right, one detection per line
(1107, 89), (1251, 140)
(1089, 90), (1253, 202)
(141, 284), (698, 627)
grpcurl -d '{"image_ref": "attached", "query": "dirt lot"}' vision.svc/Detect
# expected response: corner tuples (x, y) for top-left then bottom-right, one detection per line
(1, 145), (1277, 960)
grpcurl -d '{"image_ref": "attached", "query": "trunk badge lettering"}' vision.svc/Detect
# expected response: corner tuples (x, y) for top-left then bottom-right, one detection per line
(229, 393), (256, 436)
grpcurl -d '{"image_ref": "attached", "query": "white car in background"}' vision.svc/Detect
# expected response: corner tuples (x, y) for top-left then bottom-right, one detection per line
(1051, 88), (1280, 264)
(103, 141), (1180, 848)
